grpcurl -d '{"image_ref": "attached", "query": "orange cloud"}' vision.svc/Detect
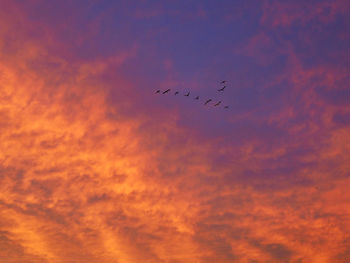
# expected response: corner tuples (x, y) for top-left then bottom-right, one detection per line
(1, 1), (350, 263)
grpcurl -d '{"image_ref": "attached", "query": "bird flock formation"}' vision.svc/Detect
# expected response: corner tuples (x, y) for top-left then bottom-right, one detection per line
(155, 80), (230, 109)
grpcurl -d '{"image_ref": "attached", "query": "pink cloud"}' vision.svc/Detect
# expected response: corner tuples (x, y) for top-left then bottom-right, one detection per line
(1, 1), (350, 263)
(261, 0), (350, 27)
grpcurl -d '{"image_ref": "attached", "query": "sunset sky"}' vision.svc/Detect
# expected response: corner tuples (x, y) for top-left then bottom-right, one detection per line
(1, 1), (350, 262)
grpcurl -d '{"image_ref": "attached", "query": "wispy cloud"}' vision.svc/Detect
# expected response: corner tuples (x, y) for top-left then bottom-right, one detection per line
(1, 1), (350, 262)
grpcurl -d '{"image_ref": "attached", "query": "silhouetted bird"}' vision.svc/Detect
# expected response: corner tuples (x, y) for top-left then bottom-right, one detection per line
(224, 106), (229, 109)
(162, 89), (171, 94)
(214, 101), (222, 106)
(195, 96), (200, 100)
(204, 99), (212, 105)
(155, 90), (160, 94)
(221, 80), (227, 84)
(218, 86), (226, 91)
(174, 91), (179, 95)
(184, 92), (190, 97)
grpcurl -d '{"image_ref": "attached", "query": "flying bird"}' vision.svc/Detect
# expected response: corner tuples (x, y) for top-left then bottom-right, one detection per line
(184, 92), (190, 97)
(162, 89), (171, 94)
(174, 91), (179, 95)
(194, 96), (200, 100)
(155, 90), (160, 94)
(204, 99), (212, 105)
(218, 86), (226, 91)
(221, 80), (227, 84)
(214, 101), (222, 106)
(224, 106), (229, 109)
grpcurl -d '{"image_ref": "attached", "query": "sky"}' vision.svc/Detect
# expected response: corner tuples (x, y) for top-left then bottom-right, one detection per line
(0, 0), (350, 262)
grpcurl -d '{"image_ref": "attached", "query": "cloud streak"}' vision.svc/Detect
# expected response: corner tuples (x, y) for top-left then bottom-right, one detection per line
(0, 1), (350, 262)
